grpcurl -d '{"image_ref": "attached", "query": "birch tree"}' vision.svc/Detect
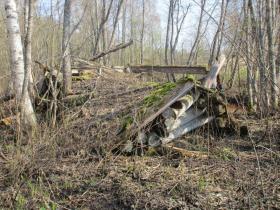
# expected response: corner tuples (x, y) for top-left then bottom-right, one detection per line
(4, 0), (37, 127)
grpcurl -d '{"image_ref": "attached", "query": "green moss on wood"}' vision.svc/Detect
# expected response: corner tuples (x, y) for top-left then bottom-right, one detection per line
(143, 82), (177, 108)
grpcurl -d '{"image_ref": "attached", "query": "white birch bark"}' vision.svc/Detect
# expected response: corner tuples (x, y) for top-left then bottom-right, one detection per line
(161, 115), (214, 145)
(166, 107), (206, 132)
(5, 0), (37, 127)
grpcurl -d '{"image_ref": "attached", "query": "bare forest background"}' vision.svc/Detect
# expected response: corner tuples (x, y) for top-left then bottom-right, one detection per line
(0, 0), (278, 100)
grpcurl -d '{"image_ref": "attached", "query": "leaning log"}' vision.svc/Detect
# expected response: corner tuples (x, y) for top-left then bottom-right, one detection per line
(202, 55), (226, 89)
(90, 40), (133, 61)
(129, 65), (207, 75)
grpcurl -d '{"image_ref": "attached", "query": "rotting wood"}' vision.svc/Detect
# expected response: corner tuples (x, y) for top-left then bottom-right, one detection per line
(129, 65), (207, 74)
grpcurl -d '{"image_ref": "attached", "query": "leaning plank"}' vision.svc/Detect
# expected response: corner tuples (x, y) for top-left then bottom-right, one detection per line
(90, 40), (133, 61)
(138, 81), (194, 132)
(129, 65), (207, 75)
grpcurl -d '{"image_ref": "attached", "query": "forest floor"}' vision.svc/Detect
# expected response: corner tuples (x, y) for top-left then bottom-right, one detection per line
(0, 71), (280, 209)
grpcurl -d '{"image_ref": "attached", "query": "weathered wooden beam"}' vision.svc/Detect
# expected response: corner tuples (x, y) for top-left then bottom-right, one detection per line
(202, 55), (226, 89)
(138, 81), (194, 132)
(129, 65), (207, 74)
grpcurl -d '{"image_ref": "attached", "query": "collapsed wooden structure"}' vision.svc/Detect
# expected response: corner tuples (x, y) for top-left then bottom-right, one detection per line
(119, 56), (245, 153)
(1, 49), (247, 155)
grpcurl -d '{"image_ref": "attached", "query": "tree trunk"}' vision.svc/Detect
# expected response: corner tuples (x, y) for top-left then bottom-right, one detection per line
(169, 0), (175, 65)
(266, 0), (278, 108)
(62, 0), (72, 95)
(276, 0), (280, 85)
(93, 0), (113, 56)
(108, 0), (124, 49)
(248, 0), (269, 112)
(208, 0), (227, 67)
(121, 0), (126, 65)
(23, 0), (35, 96)
(187, 0), (205, 65)
(129, 0), (134, 64)
(165, 0), (172, 66)
(244, 0), (255, 109)
(5, 0), (37, 127)
(140, 0), (145, 64)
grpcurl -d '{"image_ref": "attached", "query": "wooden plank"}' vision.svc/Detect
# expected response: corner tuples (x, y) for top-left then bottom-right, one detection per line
(129, 65), (207, 74)
(137, 81), (194, 131)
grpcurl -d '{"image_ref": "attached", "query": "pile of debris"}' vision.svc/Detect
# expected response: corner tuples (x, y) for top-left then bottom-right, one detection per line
(119, 56), (247, 153)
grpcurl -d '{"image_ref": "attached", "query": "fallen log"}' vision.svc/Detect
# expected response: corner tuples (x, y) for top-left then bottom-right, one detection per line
(90, 40), (133, 61)
(129, 65), (207, 75)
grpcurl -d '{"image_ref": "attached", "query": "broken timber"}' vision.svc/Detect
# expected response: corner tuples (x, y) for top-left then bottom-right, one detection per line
(120, 55), (245, 153)
(129, 65), (207, 75)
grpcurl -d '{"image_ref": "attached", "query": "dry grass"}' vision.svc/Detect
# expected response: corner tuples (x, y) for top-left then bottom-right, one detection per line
(0, 72), (279, 209)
